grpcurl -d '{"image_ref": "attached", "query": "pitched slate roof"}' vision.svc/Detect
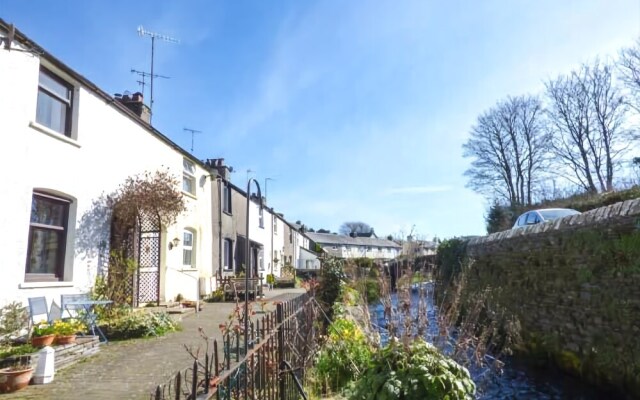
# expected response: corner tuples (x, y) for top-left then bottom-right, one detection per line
(306, 232), (401, 248)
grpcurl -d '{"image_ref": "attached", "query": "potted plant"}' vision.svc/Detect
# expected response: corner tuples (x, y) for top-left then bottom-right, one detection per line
(31, 320), (55, 347)
(0, 357), (33, 394)
(52, 319), (86, 345)
(0, 303), (33, 393)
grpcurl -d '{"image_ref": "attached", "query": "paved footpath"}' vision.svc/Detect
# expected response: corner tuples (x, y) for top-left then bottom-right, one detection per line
(3, 288), (305, 400)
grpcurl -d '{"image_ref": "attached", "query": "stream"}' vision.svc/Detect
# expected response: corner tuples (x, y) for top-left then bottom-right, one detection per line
(368, 283), (608, 399)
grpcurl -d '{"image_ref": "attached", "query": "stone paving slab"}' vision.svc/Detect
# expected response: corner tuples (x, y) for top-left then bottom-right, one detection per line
(1, 288), (306, 400)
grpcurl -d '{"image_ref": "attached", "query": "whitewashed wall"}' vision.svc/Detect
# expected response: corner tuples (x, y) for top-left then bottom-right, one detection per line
(0, 38), (213, 306)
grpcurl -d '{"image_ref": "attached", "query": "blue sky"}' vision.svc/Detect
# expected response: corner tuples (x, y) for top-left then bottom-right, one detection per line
(3, 1), (639, 239)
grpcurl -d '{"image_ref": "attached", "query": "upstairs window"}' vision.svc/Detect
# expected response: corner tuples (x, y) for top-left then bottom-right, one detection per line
(259, 208), (264, 229)
(273, 218), (278, 234)
(183, 230), (195, 268)
(223, 183), (232, 214)
(36, 68), (73, 137)
(26, 193), (70, 281)
(182, 159), (196, 195)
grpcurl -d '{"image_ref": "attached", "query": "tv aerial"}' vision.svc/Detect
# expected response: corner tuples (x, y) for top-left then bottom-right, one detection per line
(137, 25), (180, 122)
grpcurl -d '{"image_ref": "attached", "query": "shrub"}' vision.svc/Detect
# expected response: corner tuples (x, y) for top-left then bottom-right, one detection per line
(342, 286), (360, 306)
(0, 302), (28, 345)
(205, 289), (225, 303)
(100, 309), (179, 340)
(315, 318), (373, 393)
(349, 339), (476, 400)
(266, 274), (276, 285)
(318, 257), (346, 322)
(0, 344), (37, 359)
(365, 279), (380, 303)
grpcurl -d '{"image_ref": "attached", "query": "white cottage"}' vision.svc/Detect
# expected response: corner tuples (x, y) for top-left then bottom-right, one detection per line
(0, 20), (216, 306)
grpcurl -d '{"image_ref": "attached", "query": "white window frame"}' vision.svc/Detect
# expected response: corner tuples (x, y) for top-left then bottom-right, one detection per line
(26, 191), (76, 282)
(182, 229), (196, 269)
(182, 159), (197, 196)
(36, 67), (74, 137)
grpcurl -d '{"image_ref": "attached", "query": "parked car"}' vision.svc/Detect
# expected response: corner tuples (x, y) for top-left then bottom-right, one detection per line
(512, 208), (581, 229)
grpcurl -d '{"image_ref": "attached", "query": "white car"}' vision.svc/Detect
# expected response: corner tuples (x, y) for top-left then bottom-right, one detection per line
(512, 208), (581, 229)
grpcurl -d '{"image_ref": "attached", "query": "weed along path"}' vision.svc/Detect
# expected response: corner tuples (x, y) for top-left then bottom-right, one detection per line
(2, 288), (305, 400)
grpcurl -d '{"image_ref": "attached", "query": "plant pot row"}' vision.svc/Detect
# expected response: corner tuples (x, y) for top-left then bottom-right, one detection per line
(31, 334), (77, 347)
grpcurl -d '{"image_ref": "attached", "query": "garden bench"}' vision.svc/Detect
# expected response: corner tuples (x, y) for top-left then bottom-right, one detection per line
(221, 277), (264, 301)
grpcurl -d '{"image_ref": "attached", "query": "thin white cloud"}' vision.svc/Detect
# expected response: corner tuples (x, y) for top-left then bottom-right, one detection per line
(384, 186), (452, 195)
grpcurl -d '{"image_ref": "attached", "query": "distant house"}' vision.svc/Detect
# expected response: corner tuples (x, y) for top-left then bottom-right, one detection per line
(283, 222), (320, 272)
(306, 232), (401, 260)
(402, 238), (438, 257)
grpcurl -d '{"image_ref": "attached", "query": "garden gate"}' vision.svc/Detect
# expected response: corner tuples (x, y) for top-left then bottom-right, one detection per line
(132, 210), (162, 306)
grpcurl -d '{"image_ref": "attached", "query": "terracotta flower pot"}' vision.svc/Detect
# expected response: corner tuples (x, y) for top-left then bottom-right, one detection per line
(0, 367), (34, 393)
(56, 334), (77, 345)
(31, 334), (55, 347)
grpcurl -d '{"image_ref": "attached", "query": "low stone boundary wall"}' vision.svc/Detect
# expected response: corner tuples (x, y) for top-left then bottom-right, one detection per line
(29, 336), (100, 371)
(461, 198), (640, 396)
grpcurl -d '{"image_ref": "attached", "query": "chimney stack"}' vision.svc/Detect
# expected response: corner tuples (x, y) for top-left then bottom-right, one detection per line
(115, 91), (151, 124)
(205, 158), (233, 180)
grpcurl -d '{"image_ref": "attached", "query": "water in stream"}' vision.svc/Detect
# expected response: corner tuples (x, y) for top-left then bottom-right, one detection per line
(369, 283), (610, 399)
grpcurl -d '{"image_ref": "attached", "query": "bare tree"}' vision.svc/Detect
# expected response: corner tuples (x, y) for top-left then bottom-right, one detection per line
(618, 39), (640, 115)
(339, 221), (373, 236)
(546, 59), (628, 192)
(463, 95), (549, 206)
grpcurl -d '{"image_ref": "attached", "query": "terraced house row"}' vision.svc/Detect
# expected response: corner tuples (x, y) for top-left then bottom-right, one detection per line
(0, 19), (321, 307)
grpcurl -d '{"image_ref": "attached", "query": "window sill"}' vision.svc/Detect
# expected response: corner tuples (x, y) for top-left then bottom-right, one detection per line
(182, 191), (197, 200)
(19, 281), (74, 289)
(179, 267), (198, 272)
(223, 211), (232, 217)
(29, 121), (81, 148)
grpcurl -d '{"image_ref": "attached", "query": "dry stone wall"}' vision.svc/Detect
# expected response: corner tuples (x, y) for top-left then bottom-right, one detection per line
(465, 199), (640, 396)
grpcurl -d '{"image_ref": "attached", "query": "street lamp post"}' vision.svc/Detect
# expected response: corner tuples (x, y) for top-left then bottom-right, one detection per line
(245, 178), (263, 359)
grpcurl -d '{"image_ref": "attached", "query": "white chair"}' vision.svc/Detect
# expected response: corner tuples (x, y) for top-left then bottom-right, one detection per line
(28, 297), (50, 324)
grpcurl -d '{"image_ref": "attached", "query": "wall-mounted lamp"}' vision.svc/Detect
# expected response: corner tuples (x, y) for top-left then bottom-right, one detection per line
(169, 237), (180, 250)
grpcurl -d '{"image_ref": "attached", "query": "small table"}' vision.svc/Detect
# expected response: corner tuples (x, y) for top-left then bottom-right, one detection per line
(64, 300), (113, 343)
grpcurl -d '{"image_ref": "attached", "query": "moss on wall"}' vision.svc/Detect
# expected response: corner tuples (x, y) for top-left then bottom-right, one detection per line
(458, 199), (640, 396)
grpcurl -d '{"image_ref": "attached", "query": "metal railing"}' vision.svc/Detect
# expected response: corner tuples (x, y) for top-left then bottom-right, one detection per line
(151, 293), (317, 400)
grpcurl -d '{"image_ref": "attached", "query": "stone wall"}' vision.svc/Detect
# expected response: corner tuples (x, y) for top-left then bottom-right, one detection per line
(464, 199), (640, 396)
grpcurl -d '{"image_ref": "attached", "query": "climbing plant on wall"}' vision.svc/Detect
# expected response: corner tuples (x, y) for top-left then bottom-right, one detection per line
(95, 170), (187, 306)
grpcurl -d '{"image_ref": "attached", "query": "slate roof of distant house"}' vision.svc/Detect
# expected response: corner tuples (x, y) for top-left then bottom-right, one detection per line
(416, 240), (438, 249)
(306, 232), (401, 248)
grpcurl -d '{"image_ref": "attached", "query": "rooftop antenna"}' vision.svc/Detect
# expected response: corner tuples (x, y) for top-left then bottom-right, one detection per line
(130, 69), (170, 99)
(137, 25), (179, 120)
(183, 127), (202, 153)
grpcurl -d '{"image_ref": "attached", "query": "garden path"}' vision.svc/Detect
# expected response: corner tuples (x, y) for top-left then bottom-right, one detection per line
(2, 288), (305, 400)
